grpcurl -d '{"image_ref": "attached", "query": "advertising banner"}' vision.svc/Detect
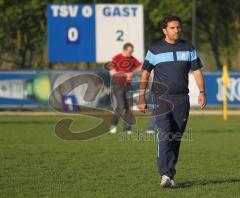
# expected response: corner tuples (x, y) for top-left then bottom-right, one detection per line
(0, 71), (239, 109)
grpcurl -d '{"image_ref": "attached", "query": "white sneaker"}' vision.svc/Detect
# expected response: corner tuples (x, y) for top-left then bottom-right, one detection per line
(170, 179), (176, 188)
(126, 130), (132, 135)
(110, 126), (117, 134)
(160, 175), (172, 188)
(146, 130), (154, 134)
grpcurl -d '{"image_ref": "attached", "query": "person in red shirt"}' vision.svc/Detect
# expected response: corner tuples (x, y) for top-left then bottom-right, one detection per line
(109, 43), (141, 134)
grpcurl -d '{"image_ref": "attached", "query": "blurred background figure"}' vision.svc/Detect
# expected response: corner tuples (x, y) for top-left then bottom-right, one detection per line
(109, 43), (141, 134)
(145, 116), (156, 134)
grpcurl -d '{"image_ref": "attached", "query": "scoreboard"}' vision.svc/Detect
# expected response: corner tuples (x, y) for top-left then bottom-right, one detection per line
(47, 4), (144, 63)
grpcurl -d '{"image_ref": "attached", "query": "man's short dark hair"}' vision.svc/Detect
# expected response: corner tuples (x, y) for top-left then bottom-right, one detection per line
(123, 42), (134, 50)
(162, 16), (182, 29)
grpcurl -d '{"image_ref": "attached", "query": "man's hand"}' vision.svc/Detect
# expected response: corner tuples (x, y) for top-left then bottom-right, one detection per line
(138, 70), (151, 113)
(109, 69), (117, 76)
(193, 69), (207, 109)
(198, 93), (207, 109)
(138, 96), (147, 113)
(126, 72), (133, 81)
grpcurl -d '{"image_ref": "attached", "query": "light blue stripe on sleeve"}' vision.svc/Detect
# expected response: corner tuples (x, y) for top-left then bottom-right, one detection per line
(190, 50), (198, 61)
(145, 50), (156, 65)
(145, 51), (174, 66)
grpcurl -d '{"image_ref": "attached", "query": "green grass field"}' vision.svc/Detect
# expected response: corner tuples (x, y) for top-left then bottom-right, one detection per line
(1, 114), (240, 198)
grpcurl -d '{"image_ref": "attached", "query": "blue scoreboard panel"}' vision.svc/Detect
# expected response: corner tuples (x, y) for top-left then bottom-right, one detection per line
(48, 4), (96, 62)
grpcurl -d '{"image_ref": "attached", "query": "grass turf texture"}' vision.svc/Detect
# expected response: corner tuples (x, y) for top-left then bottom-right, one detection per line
(0, 115), (240, 198)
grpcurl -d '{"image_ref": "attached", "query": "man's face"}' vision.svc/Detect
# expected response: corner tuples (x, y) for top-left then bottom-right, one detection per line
(123, 46), (134, 57)
(163, 21), (181, 41)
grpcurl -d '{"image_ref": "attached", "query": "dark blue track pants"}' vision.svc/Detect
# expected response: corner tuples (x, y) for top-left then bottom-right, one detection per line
(153, 94), (190, 179)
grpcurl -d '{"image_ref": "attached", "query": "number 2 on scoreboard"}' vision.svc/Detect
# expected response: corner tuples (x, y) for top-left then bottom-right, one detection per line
(116, 30), (124, 42)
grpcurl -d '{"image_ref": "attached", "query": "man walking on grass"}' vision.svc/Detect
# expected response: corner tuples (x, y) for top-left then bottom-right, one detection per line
(138, 16), (207, 188)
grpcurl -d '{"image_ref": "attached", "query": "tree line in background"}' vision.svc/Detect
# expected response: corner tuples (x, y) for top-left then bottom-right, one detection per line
(0, 0), (239, 70)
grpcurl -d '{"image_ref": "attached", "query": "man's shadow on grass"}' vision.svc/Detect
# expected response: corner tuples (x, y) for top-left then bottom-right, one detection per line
(175, 178), (240, 189)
